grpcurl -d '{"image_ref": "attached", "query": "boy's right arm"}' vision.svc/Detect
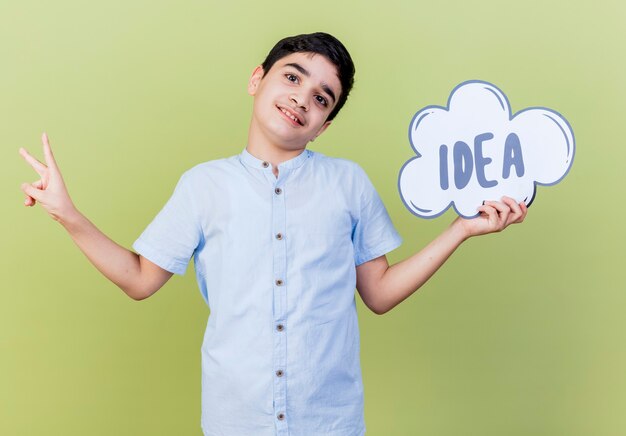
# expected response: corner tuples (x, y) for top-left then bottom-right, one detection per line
(19, 133), (173, 301)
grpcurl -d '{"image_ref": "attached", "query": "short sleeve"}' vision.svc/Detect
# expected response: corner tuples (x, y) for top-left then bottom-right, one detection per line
(352, 167), (403, 266)
(132, 171), (203, 275)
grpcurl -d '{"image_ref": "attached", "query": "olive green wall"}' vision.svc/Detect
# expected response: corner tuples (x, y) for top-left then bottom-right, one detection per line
(2, 0), (624, 434)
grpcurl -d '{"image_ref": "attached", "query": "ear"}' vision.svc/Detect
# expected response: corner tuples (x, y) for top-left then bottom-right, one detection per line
(247, 66), (264, 96)
(312, 120), (332, 141)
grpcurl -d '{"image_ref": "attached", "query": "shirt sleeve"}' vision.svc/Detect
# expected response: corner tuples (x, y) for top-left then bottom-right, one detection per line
(132, 170), (203, 275)
(352, 166), (403, 266)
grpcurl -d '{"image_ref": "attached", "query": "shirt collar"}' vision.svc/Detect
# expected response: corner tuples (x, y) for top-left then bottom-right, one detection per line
(240, 146), (313, 171)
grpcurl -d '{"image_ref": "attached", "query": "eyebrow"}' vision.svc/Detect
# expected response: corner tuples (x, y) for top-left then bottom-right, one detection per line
(283, 62), (337, 104)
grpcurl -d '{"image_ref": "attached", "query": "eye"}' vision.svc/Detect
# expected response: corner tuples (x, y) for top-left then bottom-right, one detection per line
(315, 95), (328, 107)
(285, 73), (299, 84)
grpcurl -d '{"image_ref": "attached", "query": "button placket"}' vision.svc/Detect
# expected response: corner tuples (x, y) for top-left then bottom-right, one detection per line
(272, 180), (289, 435)
(261, 162), (278, 185)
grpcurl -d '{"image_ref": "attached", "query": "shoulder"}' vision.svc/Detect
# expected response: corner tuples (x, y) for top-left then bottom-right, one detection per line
(310, 151), (368, 179)
(309, 151), (375, 205)
(178, 155), (240, 183)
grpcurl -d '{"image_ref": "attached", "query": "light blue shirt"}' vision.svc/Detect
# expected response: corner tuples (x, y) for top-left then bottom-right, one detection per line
(133, 147), (402, 436)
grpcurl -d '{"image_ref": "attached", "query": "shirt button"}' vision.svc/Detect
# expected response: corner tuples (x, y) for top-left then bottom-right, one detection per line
(276, 324), (284, 332)
(277, 412), (285, 421)
(276, 369), (284, 377)
(275, 232), (283, 240)
(275, 279), (283, 286)
(275, 187), (282, 195)
(262, 161), (269, 168)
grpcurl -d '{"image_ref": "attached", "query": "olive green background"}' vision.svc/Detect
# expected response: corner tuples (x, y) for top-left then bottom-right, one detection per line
(1, 0), (624, 435)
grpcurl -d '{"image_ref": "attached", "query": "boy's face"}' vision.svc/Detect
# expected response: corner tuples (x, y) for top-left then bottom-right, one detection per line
(247, 52), (342, 151)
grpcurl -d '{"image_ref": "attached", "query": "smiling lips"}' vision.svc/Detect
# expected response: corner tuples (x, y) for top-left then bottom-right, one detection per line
(277, 105), (304, 126)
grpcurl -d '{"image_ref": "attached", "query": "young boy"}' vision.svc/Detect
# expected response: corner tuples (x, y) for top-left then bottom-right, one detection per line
(20, 32), (526, 436)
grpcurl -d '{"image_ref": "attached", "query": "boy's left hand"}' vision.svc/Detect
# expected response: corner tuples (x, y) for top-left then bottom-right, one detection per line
(454, 196), (528, 239)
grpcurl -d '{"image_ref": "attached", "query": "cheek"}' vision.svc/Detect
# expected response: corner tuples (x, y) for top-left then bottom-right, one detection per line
(254, 91), (276, 112)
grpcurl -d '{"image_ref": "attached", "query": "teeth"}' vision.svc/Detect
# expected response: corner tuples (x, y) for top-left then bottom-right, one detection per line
(280, 108), (300, 124)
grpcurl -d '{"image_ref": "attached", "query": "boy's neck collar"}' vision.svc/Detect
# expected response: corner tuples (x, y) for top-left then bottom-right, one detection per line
(240, 146), (313, 171)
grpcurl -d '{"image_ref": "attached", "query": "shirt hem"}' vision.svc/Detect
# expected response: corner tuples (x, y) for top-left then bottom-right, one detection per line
(354, 234), (403, 266)
(132, 238), (188, 275)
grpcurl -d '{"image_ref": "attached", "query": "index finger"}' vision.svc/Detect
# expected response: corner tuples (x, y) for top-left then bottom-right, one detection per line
(517, 201), (528, 223)
(19, 147), (47, 174)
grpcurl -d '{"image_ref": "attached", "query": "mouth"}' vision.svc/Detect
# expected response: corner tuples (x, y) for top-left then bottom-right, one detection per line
(276, 105), (304, 126)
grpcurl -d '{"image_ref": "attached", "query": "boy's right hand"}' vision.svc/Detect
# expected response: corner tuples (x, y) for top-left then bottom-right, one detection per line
(19, 133), (77, 223)
(19, 133), (172, 300)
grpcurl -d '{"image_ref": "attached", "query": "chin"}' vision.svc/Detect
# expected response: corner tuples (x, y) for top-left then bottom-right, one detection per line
(266, 125), (306, 145)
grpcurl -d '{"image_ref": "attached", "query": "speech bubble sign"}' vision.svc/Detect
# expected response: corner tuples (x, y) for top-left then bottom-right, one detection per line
(398, 80), (575, 219)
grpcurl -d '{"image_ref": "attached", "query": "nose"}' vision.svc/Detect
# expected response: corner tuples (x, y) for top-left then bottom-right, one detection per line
(289, 93), (309, 112)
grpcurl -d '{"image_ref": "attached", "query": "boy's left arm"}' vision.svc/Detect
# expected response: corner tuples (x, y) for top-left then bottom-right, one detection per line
(356, 196), (527, 315)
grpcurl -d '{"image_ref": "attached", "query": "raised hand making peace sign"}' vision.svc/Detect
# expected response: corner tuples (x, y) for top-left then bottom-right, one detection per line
(18, 132), (172, 299)
(19, 133), (77, 223)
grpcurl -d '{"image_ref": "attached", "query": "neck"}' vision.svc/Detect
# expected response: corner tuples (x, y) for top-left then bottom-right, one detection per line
(246, 120), (309, 169)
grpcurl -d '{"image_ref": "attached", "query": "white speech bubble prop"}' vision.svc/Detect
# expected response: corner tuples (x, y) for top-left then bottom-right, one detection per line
(398, 80), (575, 219)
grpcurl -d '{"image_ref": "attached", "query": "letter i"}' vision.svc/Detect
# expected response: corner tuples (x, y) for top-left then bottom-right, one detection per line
(439, 144), (449, 190)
